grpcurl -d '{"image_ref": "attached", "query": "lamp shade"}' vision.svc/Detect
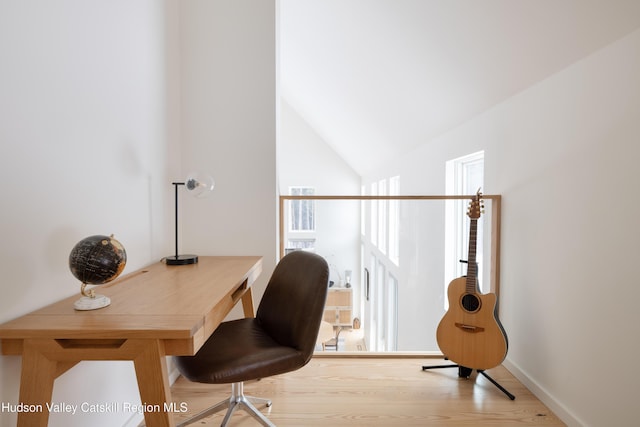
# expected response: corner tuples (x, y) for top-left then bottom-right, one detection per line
(185, 172), (215, 198)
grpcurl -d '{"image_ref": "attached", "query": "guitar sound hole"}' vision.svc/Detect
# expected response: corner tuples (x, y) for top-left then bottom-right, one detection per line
(461, 293), (481, 313)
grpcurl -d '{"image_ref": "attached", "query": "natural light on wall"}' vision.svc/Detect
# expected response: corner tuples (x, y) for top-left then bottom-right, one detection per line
(444, 151), (485, 310)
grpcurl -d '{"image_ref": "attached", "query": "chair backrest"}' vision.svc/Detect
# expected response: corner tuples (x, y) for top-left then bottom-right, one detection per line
(256, 250), (329, 360)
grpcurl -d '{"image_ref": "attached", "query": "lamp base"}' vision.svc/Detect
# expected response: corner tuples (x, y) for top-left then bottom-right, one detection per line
(164, 254), (199, 265)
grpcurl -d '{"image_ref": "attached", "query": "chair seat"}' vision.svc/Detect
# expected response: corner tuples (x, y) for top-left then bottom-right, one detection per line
(176, 317), (307, 384)
(172, 251), (329, 427)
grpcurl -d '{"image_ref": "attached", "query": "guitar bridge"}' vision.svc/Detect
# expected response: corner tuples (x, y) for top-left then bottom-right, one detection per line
(455, 322), (485, 333)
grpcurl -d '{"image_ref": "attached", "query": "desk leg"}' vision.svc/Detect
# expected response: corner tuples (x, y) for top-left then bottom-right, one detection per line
(17, 340), (57, 427)
(133, 339), (175, 427)
(241, 287), (255, 318)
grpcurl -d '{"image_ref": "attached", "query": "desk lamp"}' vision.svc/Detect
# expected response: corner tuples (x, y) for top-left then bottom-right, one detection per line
(164, 172), (215, 265)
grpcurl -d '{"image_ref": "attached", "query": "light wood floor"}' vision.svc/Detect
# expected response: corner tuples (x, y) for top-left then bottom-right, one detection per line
(169, 357), (565, 426)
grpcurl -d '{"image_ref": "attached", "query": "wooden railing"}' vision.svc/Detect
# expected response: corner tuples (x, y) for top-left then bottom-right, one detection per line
(278, 194), (502, 353)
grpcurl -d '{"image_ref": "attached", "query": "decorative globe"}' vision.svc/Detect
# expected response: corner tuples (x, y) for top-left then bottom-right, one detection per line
(69, 235), (127, 285)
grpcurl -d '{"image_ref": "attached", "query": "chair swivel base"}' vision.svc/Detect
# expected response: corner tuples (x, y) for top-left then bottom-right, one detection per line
(177, 381), (275, 427)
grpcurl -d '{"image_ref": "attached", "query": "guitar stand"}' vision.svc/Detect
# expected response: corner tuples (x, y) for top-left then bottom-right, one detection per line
(422, 361), (516, 400)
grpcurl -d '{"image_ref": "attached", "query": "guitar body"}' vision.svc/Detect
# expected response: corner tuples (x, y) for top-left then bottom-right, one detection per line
(436, 276), (508, 370)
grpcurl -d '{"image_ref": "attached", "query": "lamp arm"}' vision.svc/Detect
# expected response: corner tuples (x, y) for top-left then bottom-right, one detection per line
(164, 175), (210, 266)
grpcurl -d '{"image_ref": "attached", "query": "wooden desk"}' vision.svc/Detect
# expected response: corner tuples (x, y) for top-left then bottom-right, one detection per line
(0, 256), (262, 427)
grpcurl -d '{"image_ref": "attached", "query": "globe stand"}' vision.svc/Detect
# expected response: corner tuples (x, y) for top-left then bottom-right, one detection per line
(73, 283), (111, 311)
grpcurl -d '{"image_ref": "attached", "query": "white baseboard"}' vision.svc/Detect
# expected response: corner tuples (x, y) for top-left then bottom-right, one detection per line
(122, 412), (143, 427)
(502, 358), (584, 427)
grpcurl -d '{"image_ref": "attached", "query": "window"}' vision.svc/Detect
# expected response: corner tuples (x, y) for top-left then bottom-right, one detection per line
(368, 254), (378, 350)
(378, 179), (387, 255)
(361, 185), (366, 236)
(386, 274), (398, 351)
(289, 187), (315, 231)
(370, 182), (378, 245)
(444, 151), (485, 309)
(376, 261), (386, 348)
(388, 176), (400, 265)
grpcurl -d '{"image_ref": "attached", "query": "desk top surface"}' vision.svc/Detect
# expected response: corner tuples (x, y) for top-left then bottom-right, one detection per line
(0, 256), (263, 341)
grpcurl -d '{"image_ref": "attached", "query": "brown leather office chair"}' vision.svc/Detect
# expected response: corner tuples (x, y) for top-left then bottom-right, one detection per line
(174, 250), (329, 427)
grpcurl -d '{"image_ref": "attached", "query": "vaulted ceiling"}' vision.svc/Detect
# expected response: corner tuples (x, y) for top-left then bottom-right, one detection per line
(279, 0), (640, 176)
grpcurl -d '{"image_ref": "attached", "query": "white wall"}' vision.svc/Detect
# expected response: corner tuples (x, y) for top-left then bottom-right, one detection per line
(366, 28), (640, 427)
(278, 100), (360, 196)
(278, 99), (361, 304)
(0, 1), (276, 426)
(179, 0), (277, 313)
(0, 1), (178, 426)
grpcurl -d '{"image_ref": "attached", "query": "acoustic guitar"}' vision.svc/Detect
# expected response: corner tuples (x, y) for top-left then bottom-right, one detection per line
(436, 190), (508, 370)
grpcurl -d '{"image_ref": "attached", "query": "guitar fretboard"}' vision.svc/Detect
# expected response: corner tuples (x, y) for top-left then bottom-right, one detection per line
(465, 218), (478, 294)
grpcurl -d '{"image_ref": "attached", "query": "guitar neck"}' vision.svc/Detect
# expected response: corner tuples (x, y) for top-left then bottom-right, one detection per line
(465, 218), (478, 293)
